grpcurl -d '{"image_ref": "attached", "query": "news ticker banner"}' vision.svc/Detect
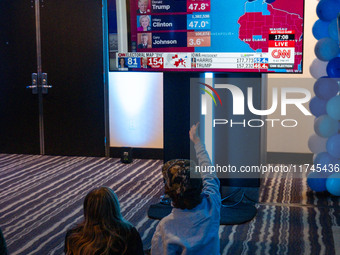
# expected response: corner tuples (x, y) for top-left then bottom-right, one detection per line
(116, 50), (295, 70)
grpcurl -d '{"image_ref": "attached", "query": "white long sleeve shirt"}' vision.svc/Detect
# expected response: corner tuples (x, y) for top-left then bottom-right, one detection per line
(151, 142), (221, 255)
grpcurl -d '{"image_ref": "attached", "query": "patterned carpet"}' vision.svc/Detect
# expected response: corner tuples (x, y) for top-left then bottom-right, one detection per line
(0, 154), (339, 255)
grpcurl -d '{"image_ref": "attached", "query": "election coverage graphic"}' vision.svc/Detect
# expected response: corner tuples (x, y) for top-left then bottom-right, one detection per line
(116, 0), (304, 72)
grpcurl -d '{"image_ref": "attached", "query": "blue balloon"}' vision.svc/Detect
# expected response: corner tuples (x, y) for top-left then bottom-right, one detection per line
(326, 173), (340, 196)
(327, 57), (340, 78)
(313, 19), (330, 40)
(317, 0), (340, 21)
(314, 152), (338, 176)
(313, 76), (339, 100)
(326, 96), (340, 120)
(308, 134), (328, 154)
(326, 134), (340, 158)
(314, 151), (337, 165)
(307, 172), (327, 192)
(309, 97), (328, 117)
(328, 18), (339, 41)
(315, 37), (340, 61)
(314, 114), (338, 137)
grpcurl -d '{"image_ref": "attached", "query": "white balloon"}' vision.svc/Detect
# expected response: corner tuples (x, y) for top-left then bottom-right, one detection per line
(309, 58), (328, 79)
(308, 134), (328, 153)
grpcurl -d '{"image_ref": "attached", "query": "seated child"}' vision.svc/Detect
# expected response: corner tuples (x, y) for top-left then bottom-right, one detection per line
(65, 187), (144, 255)
(151, 123), (221, 255)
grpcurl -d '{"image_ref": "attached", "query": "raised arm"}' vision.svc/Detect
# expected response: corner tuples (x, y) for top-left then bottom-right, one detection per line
(189, 123), (220, 199)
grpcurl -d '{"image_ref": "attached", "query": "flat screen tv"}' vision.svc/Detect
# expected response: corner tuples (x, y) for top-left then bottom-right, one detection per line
(108, 0), (304, 73)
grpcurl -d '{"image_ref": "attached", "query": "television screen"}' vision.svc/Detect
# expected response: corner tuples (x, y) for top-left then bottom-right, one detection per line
(109, 0), (304, 73)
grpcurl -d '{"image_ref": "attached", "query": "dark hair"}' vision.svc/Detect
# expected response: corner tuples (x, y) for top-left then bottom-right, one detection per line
(162, 160), (203, 210)
(65, 187), (134, 255)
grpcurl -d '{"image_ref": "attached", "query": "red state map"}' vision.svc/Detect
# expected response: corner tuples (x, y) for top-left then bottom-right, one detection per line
(238, 4), (303, 71)
(172, 54), (187, 67)
(270, 0), (303, 18)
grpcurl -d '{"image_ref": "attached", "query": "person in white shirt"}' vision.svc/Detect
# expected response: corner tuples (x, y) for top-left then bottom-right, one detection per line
(151, 123), (221, 255)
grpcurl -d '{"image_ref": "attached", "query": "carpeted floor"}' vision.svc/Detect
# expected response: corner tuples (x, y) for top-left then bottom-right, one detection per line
(0, 154), (339, 255)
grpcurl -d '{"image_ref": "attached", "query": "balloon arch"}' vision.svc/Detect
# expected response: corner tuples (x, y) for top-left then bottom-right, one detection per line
(307, 0), (340, 196)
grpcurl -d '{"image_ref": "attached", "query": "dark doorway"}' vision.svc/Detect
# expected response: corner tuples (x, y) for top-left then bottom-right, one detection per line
(0, 0), (105, 156)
